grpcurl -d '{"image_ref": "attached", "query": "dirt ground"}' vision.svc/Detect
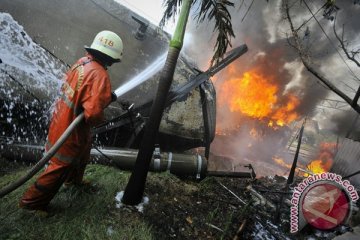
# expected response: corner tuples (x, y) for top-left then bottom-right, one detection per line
(1, 157), (359, 240)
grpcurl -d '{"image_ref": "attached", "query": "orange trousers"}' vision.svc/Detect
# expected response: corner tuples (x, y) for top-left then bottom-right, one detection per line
(19, 145), (90, 210)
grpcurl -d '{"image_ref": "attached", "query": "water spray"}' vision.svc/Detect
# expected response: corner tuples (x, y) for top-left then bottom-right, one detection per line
(114, 53), (166, 97)
(0, 53), (166, 198)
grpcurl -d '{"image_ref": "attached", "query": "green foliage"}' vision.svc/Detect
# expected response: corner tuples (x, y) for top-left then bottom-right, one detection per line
(220, 211), (234, 240)
(0, 163), (252, 239)
(160, 0), (235, 65)
(195, 0), (235, 66)
(160, 0), (183, 27)
(0, 165), (153, 240)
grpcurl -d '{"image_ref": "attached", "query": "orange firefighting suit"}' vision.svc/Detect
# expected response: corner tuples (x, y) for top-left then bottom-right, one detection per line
(19, 54), (112, 210)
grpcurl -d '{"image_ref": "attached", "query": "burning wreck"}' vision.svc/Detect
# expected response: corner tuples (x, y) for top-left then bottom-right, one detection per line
(0, 0), (251, 180)
(0, 0), (347, 182)
(2, 0), (359, 192)
(1, 0), (360, 239)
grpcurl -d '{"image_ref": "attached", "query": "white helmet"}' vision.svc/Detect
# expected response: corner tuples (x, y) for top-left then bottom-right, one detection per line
(85, 30), (123, 62)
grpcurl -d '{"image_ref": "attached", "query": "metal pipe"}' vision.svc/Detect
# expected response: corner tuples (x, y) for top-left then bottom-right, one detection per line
(1, 144), (208, 179)
(91, 147), (208, 179)
(1, 144), (256, 179)
(2, 144), (257, 180)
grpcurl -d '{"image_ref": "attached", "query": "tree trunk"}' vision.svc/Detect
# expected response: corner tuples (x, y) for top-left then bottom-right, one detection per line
(122, 0), (193, 205)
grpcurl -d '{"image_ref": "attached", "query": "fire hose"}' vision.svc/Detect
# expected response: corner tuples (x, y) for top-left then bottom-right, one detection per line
(0, 45), (250, 197)
(0, 50), (169, 198)
(0, 113), (85, 198)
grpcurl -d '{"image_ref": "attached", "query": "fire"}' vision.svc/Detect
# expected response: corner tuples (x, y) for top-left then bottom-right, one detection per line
(271, 95), (300, 127)
(220, 70), (277, 118)
(218, 68), (300, 127)
(306, 142), (337, 174)
(307, 159), (331, 174)
(273, 156), (292, 169)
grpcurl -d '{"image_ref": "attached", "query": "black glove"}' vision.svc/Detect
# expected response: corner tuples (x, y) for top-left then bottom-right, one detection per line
(111, 92), (117, 102)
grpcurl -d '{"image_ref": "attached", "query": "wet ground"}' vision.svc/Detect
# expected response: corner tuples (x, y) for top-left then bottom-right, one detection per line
(1, 158), (359, 240)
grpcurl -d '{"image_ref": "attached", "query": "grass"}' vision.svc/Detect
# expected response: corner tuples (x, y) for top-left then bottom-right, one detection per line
(0, 164), (154, 240)
(0, 161), (258, 240)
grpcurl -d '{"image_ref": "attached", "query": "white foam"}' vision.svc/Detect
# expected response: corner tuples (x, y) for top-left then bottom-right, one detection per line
(115, 191), (149, 213)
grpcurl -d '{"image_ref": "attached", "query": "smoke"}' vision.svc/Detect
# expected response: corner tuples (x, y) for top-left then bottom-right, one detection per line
(184, 0), (360, 112)
(211, 120), (294, 176)
(182, 0), (359, 175)
(325, 109), (360, 140)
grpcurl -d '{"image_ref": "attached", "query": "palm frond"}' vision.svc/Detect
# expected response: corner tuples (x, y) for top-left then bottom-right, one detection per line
(196, 0), (235, 65)
(160, 0), (183, 27)
(161, 0), (236, 65)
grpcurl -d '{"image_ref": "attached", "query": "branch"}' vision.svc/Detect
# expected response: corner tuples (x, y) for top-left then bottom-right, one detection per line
(282, 0), (360, 114)
(353, 86), (360, 107)
(295, 2), (325, 32)
(333, 16), (360, 68)
(302, 0), (360, 83)
(341, 81), (356, 93)
(333, 14), (360, 106)
(302, 61), (356, 108)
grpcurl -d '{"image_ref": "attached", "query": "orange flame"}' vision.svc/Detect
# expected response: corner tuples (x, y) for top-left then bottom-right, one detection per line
(273, 156), (292, 169)
(306, 142), (337, 174)
(220, 70), (277, 118)
(218, 69), (299, 128)
(271, 95), (300, 127)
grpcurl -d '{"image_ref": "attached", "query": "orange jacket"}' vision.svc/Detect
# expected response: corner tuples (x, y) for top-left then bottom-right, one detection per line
(46, 54), (112, 162)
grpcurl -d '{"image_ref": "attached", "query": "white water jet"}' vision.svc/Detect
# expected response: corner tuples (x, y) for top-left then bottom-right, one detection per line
(114, 53), (167, 98)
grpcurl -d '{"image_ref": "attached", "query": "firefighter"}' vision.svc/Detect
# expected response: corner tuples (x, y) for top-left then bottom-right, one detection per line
(19, 30), (123, 215)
